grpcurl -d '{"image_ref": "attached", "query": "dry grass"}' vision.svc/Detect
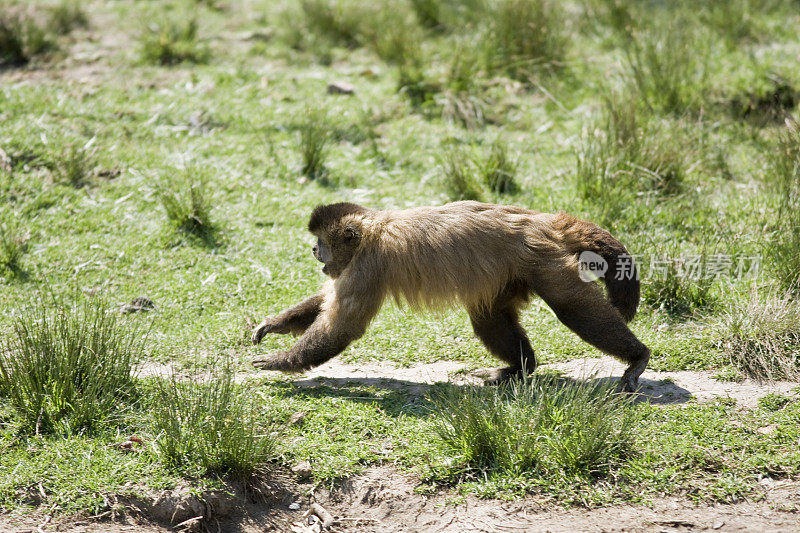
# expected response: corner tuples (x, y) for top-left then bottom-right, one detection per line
(719, 288), (800, 381)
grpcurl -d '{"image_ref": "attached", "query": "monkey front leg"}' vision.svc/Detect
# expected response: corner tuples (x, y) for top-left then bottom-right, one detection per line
(251, 313), (364, 371)
(252, 293), (324, 344)
(252, 281), (382, 372)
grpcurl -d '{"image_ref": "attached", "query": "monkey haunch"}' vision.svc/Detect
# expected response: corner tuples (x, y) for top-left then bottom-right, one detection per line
(251, 202), (650, 392)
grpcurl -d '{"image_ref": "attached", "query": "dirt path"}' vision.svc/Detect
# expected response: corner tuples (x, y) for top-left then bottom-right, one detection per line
(316, 467), (800, 533)
(142, 356), (799, 407)
(230, 356), (798, 407)
(2, 467), (799, 532)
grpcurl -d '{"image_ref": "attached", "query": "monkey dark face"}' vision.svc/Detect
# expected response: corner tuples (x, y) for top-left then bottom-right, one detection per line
(311, 226), (361, 278)
(312, 237), (332, 265)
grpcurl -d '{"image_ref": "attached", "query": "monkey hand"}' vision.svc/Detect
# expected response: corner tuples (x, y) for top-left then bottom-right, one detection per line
(252, 318), (288, 344)
(251, 352), (303, 372)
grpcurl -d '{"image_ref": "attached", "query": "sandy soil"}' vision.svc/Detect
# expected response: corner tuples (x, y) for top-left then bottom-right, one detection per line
(1, 466), (798, 533)
(185, 355), (799, 408)
(142, 355), (799, 407)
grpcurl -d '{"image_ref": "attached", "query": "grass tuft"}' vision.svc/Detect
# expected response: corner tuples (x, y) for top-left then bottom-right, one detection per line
(758, 392), (793, 411)
(437, 44), (488, 128)
(476, 140), (518, 194)
(150, 363), (276, 479)
(55, 142), (93, 188)
(293, 0), (364, 50)
(0, 298), (141, 435)
(719, 288), (800, 381)
(481, 0), (566, 81)
(409, 0), (443, 30)
(138, 16), (209, 66)
(440, 147), (485, 201)
(0, 1), (86, 67)
(624, 23), (709, 114)
(0, 5), (56, 67)
(398, 62), (441, 109)
(641, 250), (717, 317)
(575, 93), (688, 225)
(298, 109), (331, 181)
(285, 0), (422, 65)
(158, 174), (215, 242)
(769, 118), (800, 291)
(430, 374), (640, 479)
(0, 219), (28, 274)
(47, 0), (88, 36)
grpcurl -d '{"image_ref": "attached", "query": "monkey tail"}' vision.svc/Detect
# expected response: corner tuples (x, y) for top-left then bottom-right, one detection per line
(555, 213), (640, 323)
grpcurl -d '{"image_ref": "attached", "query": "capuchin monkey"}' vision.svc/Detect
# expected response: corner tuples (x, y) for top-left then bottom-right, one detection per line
(251, 202), (649, 392)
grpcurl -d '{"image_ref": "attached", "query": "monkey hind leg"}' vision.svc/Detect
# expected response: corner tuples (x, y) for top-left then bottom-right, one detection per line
(534, 275), (649, 392)
(469, 306), (537, 384)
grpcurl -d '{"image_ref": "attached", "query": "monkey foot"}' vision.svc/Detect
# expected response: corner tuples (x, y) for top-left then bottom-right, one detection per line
(251, 353), (305, 372)
(620, 353), (649, 393)
(251, 354), (285, 371)
(475, 366), (530, 385)
(619, 375), (641, 393)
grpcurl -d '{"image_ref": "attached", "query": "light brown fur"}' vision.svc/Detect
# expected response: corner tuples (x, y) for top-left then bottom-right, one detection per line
(252, 201), (649, 391)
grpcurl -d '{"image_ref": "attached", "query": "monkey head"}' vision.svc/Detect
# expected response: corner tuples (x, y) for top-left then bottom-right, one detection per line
(308, 203), (369, 278)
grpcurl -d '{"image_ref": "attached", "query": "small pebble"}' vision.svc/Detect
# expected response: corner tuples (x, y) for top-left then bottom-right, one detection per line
(289, 502), (301, 511)
(327, 81), (355, 95)
(292, 460), (313, 481)
(289, 411), (306, 426)
(121, 296), (156, 314)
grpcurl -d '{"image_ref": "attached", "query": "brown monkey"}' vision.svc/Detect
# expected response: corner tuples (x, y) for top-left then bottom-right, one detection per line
(251, 202), (649, 392)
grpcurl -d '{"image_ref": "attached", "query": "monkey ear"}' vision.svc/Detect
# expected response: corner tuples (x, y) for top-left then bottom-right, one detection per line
(343, 226), (359, 242)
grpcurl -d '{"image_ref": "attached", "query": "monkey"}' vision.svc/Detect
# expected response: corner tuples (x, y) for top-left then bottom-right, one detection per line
(251, 201), (650, 392)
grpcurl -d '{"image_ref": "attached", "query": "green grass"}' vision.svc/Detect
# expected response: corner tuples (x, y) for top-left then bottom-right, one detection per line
(623, 23), (711, 114)
(627, 398), (800, 503)
(0, 3), (55, 67)
(480, 0), (567, 81)
(477, 140), (518, 194)
(260, 382), (425, 482)
(0, 297), (141, 435)
(641, 247), (718, 318)
(440, 146), (486, 201)
(298, 107), (332, 181)
(149, 363), (276, 479)
(417, 383), (800, 504)
(769, 117), (800, 290)
(718, 288), (800, 381)
(0, 220), (27, 276)
(0, 434), (179, 515)
(575, 92), (690, 224)
(157, 171), (216, 243)
(0, 0), (86, 67)
(55, 142), (93, 188)
(1, 0), (800, 519)
(47, 0), (88, 36)
(429, 375), (640, 479)
(282, 0), (422, 65)
(138, 15), (209, 66)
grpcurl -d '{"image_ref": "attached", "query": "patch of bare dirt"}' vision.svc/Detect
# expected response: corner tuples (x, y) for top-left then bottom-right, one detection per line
(140, 356), (799, 407)
(316, 467), (800, 533)
(1, 466), (798, 532)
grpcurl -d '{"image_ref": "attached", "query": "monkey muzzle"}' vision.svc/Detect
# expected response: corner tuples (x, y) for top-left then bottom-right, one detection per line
(312, 245), (331, 275)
